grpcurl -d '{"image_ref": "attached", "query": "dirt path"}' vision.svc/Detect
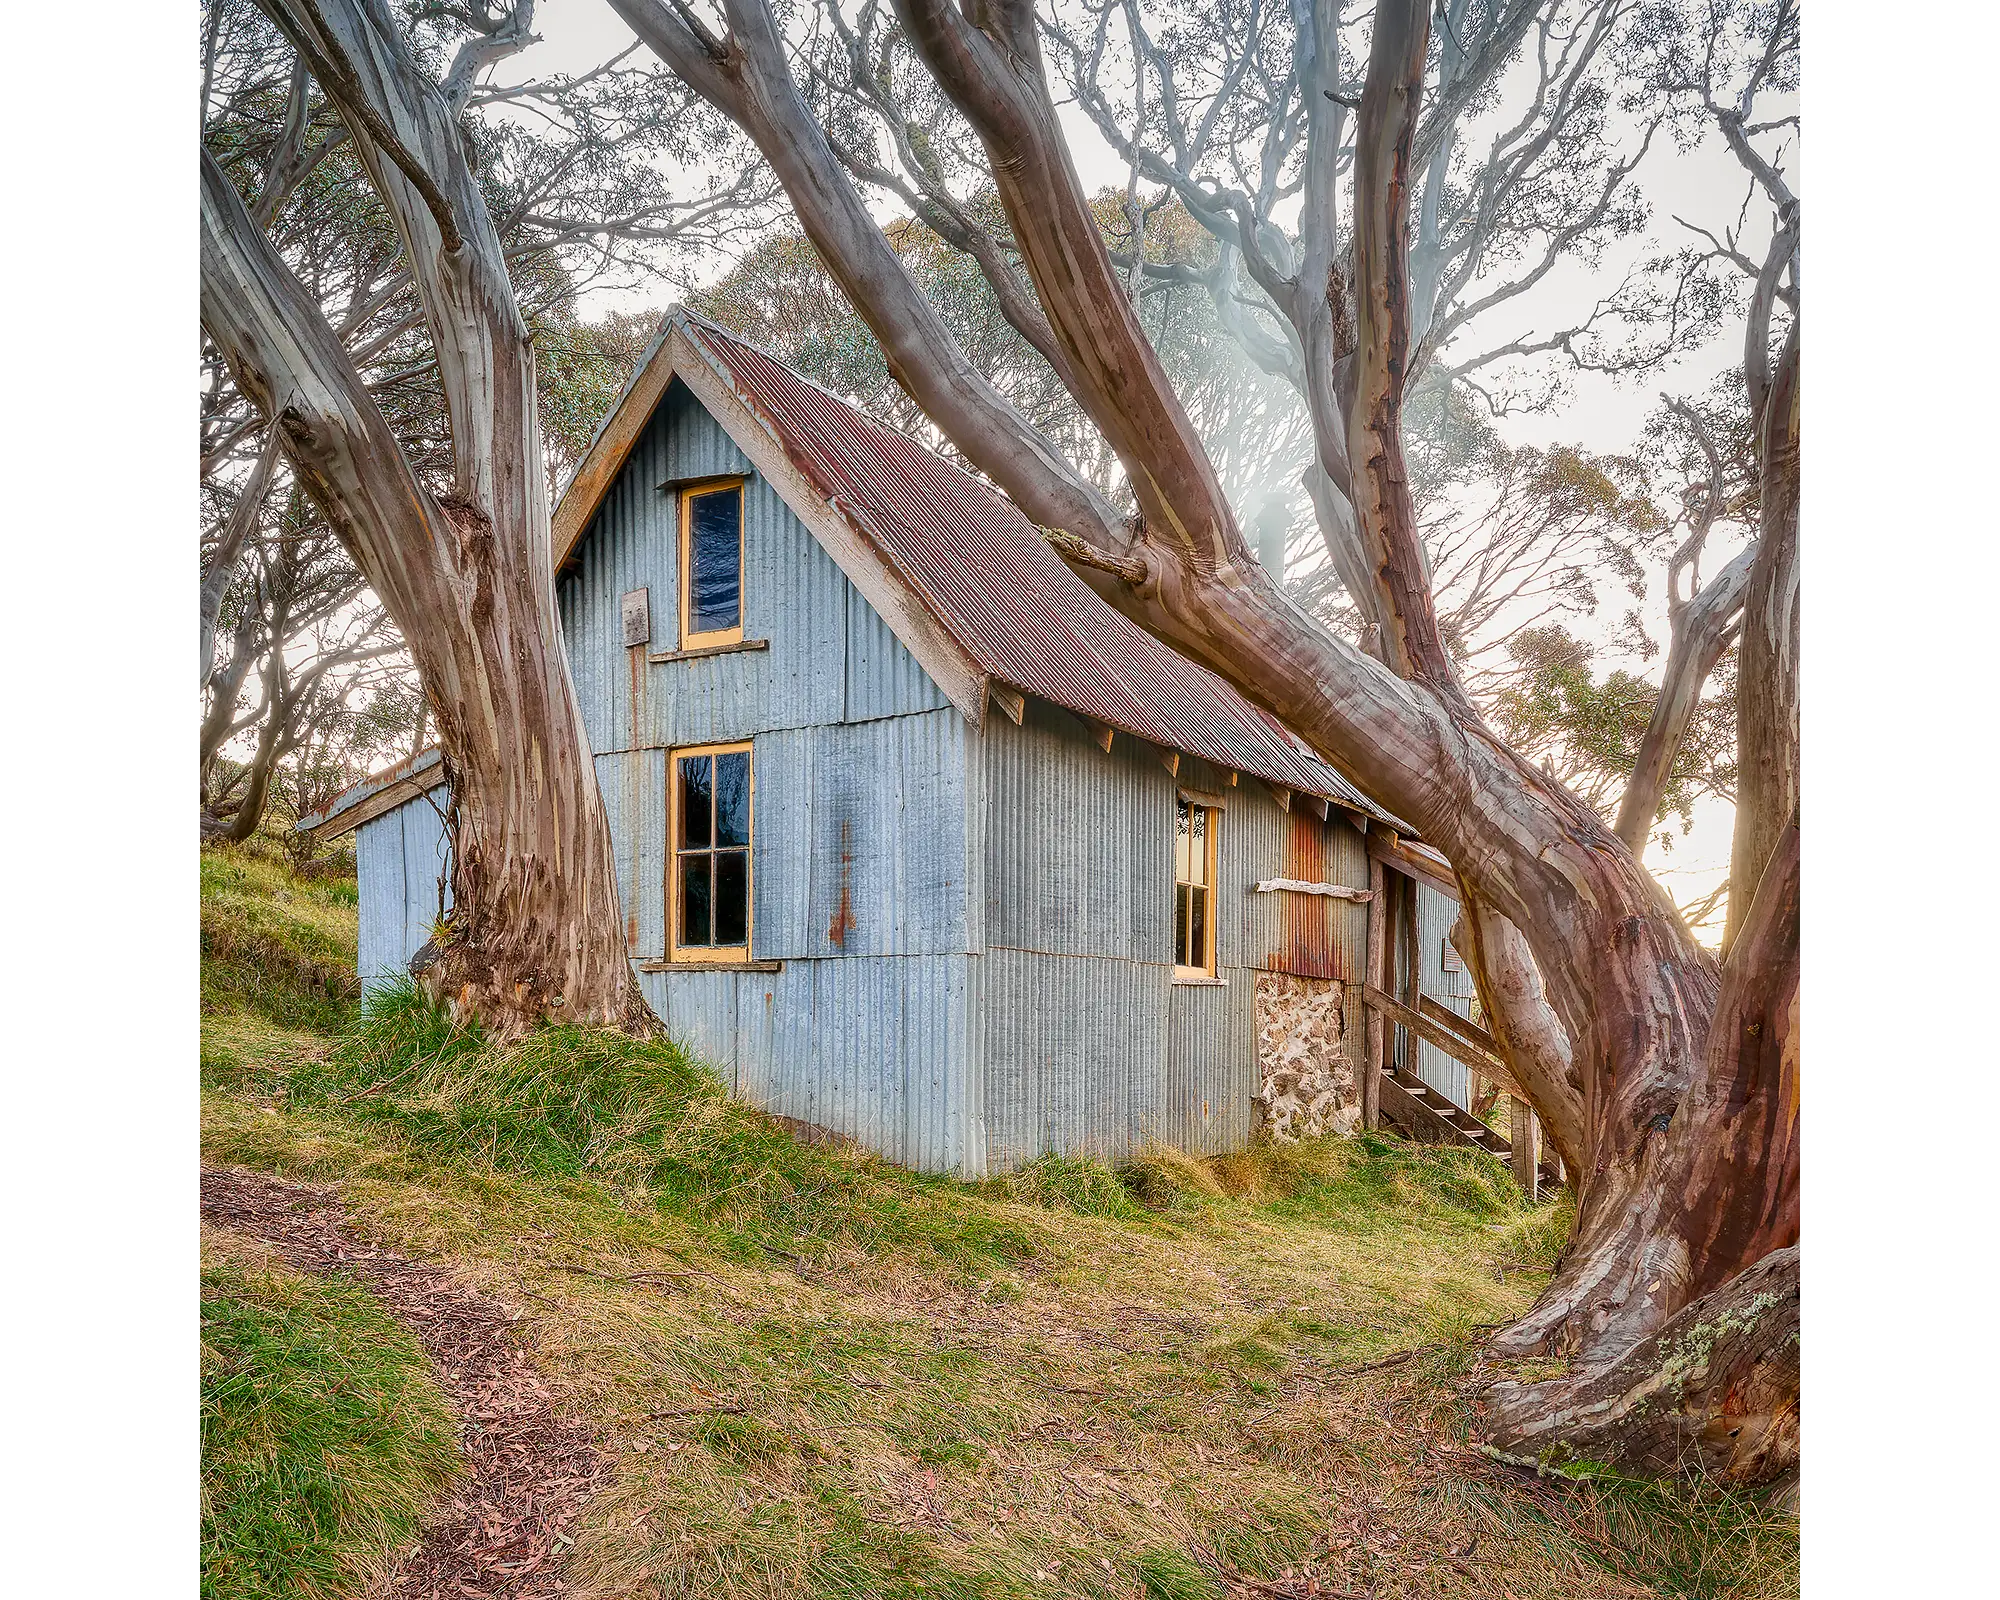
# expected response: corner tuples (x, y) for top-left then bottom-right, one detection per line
(201, 1167), (608, 1600)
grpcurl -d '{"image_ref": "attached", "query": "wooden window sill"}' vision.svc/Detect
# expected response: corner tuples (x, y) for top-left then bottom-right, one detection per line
(1172, 973), (1227, 987)
(648, 637), (769, 665)
(635, 958), (783, 973)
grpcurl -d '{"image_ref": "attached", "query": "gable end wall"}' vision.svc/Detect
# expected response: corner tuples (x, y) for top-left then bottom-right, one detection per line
(556, 378), (982, 1175)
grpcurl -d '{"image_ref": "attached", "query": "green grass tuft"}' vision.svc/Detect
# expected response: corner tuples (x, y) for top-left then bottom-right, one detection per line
(1134, 1546), (1221, 1600)
(201, 1233), (458, 1600)
(282, 980), (1042, 1273)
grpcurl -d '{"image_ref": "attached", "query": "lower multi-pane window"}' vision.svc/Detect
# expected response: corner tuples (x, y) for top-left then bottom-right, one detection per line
(670, 743), (752, 962)
(1174, 798), (1216, 977)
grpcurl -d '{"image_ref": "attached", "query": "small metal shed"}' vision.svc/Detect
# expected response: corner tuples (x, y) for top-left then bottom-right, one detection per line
(307, 311), (1520, 1179)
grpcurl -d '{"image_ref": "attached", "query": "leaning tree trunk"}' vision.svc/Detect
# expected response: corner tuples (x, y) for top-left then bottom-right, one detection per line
(1481, 824), (1799, 1480)
(200, 0), (641, 1037)
(655, 0), (1795, 1478)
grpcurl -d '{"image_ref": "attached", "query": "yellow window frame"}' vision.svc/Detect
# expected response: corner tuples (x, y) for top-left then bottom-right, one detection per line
(678, 477), (747, 649)
(1173, 799), (1219, 978)
(667, 740), (754, 965)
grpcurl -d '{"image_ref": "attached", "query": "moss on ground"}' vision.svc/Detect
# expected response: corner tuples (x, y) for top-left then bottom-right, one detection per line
(197, 837), (1798, 1600)
(201, 1229), (458, 1600)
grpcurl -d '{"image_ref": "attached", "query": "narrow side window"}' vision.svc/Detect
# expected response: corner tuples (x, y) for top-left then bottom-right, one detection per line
(1174, 797), (1217, 977)
(670, 743), (752, 962)
(680, 482), (744, 647)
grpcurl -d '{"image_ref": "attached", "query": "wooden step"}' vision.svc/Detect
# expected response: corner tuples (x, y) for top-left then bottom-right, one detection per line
(1379, 1068), (1560, 1187)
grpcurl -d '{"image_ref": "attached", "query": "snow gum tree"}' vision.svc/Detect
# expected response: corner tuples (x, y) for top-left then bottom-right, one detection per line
(607, 0), (1799, 1478)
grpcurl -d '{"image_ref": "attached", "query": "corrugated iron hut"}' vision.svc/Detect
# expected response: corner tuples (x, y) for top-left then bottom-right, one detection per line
(306, 310), (1546, 1183)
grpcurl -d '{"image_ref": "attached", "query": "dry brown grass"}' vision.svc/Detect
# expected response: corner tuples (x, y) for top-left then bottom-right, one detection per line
(202, 1091), (1795, 1600)
(198, 851), (1793, 1600)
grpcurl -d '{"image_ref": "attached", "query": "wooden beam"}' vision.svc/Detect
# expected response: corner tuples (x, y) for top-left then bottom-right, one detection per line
(1418, 994), (1501, 1058)
(1268, 783), (1292, 812)
(647, 636), (770, 666)
(1226, 769), (1239, 786)
(1303, 793), (1331, 821)
(1080, 715), (1115, 752)
(1362, 984), (1509, 1081)
(988, 683), (1025, 725)
(1509, 1097), (1541, 1201)
(1367, 830), (1458, 899)
(1158, 748), (1181, 777)
(1362, 854), (1387, 1130)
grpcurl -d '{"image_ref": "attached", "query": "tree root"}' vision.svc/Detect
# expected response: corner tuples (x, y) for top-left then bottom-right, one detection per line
(1475, 1246), (1798, 1484)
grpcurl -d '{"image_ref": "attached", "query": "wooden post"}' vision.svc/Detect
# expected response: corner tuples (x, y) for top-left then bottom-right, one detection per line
(1362, 855), (1388, 1129)
(1509, 1096), (1540, 1201)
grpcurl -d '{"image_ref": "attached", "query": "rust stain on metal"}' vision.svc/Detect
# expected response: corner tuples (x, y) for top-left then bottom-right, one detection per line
(627, 639), (645, 745)
(827, 817), (856, 949)
(1267, 811), (1349, 981)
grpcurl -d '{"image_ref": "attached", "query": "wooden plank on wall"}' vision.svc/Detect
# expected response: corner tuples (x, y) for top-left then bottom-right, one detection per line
(1509, 1097), (1541, 1200)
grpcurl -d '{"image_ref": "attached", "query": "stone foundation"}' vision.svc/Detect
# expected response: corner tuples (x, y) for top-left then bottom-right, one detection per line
(1252, 971), (1360, 1141)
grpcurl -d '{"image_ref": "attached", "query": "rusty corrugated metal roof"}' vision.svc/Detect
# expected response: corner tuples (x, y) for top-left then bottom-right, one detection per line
(301, 745), (445, 840)
(673, 312), (1394, 822)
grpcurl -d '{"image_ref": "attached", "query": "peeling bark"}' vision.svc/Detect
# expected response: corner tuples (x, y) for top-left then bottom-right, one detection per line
(201, 0), (641, 1038)
(1727, 329), (1799, 952)
(1479, 1245), (1799, 1483)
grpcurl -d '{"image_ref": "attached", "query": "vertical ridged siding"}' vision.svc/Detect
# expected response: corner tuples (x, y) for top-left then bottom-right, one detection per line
(355, 790), (451, 991)
(553, 374), (977, 1175)
(845, 585), (951, 722)
(1166, 975), (1259, 1154)
(976, 709), (1310, 1168)
(594, 749), (666, 959)
(633, 954), (975, 1175)
(977, 946), (1169, 1168)
(983, 702), (1170, 960)
(1414, 880), (1473, 1106)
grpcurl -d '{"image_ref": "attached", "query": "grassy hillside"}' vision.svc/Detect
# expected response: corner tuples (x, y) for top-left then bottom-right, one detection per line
(202, 1227), (458, 1599)
(199, 839), (1798, 1600)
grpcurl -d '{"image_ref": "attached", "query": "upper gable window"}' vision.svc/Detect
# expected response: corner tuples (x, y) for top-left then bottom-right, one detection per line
(1174, 797), (1218, 978)
(680, 480), (745, 648)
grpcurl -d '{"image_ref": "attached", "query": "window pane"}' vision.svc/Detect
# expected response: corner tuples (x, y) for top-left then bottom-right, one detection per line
(679, 755), (712, 849)
(1175, 883), (1190, 966)
(688, 487), (742, 634)
(715, 850), (749, 946)
(1189, 806), (1208, 885)
(1190, 885), (1209, 969)
(1175, 800), (1192, 882)
(714, 751), (750, 847)
(680, 853), (712, 946)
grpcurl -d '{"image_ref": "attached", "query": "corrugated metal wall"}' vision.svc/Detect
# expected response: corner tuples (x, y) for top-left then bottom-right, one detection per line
(349, 373), (1380, 1177)
(974, 705), (1364, 1166)
(558, 374), (981, 1175)
(355, 790), (451, 991)
(1413, 880), (1473, 1107)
